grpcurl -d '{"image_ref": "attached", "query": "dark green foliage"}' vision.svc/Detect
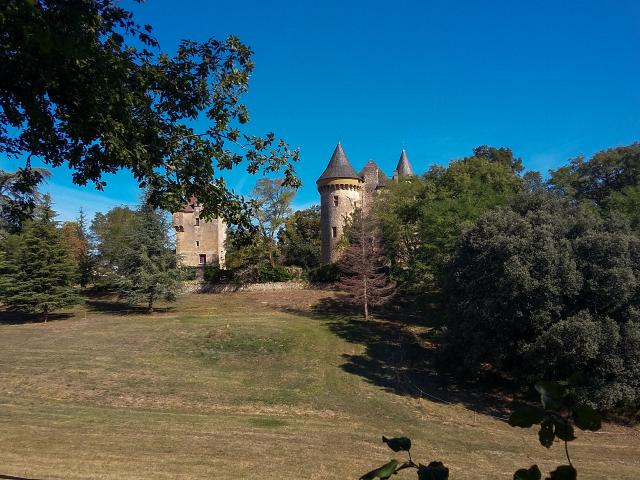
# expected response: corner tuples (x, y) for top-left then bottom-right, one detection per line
(256, 264), (293, 283)
(306, 263), (341, 283)
(382, 436), (411, 452)
(443, 191), (640, 409)
(278, 205), (321, 269)
(0, 197), (79, 320)
(375, 151), (522, 305)
(203, 265), (235, 283)
(513, 465), (542, 480)
(417, 462), (450, 480)
(0, 168), (49, 232)
(1, 0), (298, 226)
(115, 202), (180, 311)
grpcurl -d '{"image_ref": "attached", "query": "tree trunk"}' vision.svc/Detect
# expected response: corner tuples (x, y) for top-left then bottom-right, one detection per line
(43, 306), (48, 324)
(148, 297), (154, 313)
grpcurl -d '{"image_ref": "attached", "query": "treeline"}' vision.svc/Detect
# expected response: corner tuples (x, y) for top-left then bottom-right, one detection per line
(371, 142), (640, 412)
(0, 193), (180, 316)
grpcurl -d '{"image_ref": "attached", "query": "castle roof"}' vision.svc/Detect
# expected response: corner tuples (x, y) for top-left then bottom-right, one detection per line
(395, 149), (415, 177)
(317, 143), (362, 184)
(359, 159), (389, 188)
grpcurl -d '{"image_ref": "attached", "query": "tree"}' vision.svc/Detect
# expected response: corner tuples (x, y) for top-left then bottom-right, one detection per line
(0, 167), (49, 232)
(337, 210), (394, 320)
(91, 206), (137, 276)
(250, 178), (295, 267)
(278, 205), (321, 269)
(115, 202), (180, 312)
(472, 145), (524, 173)
(60, 208), (93, 287)
(375, 152), (522, 305)
(442, 191), (640, 410)
(1, 0), (299, 225)
(0, 195), (79, 321)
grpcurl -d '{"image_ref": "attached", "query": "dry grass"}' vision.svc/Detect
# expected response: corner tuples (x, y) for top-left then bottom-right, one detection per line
(0, 290), (638, 479)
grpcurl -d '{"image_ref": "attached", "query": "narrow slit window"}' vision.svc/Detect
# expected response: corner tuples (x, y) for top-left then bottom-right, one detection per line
(195, 241), (199, 247)
(333, 195), (339, 206)
(195, 217), (200, 226)
(332, 226), (337, 238)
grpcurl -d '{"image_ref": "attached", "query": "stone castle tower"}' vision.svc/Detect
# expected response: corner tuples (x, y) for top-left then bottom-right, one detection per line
(317, 143), (414, 263)
(172, 199), (226, 268)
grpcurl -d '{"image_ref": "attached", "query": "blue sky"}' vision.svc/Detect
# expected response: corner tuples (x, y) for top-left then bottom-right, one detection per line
(8, 0), (640, 221)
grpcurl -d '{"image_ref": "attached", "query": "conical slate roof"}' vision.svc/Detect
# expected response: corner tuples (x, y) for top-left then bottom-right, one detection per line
(359, 159), (389, 188)
(317, 143), (362, 183)
(395, 149), (414, 177)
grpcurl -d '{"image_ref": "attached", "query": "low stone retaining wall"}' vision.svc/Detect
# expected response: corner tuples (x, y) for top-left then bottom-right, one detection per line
(182, 280), (333, 294)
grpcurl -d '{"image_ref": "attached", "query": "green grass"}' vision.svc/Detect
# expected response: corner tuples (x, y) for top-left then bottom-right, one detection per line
(0, 291), (638, 479)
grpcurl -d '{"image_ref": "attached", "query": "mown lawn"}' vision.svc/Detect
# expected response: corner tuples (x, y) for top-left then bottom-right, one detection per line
(0, 291), (638, 479)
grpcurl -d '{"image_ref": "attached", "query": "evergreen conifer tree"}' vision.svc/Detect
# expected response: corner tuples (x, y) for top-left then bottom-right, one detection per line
(116, 202), (180, 312)
(0, 196), (79, 321)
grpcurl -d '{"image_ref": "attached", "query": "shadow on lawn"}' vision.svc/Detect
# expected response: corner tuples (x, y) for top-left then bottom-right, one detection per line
(85, 299), (173, 316)
(279, 293), (515, 421)
(0, 310), (72, 325)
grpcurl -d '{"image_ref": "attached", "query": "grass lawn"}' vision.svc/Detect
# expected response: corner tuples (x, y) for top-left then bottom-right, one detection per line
(0, 290), (638, 479)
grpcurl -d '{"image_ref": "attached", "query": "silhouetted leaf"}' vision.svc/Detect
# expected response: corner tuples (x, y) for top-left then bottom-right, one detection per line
(552, 418), (575, 442)
(418, 461), (449, 480)
(548, 465), (577, 480)
(509, 407), (545, 428)
(513, 465), (542, 480)
(538, 419), (555, 448)
(359, 459), (399, 480)
(382, 435), (412, 452)
(535, 381), (567, 410)
(572, 404), (601, 431)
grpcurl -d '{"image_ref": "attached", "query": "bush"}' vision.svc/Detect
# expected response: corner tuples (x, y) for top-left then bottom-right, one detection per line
(256, 264), (294, 283)
(307, 263), (341, 283)
(203, 265), (235, 283)
(442, 192), (640, 410)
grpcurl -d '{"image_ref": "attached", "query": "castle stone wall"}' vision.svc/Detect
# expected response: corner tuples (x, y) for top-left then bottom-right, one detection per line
(318, 179), (362, 263)
(173, 206), (226, 267)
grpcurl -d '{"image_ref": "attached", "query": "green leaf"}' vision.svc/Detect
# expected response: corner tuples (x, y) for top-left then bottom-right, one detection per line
(535, 381), (567, 410)
(382, 435), (412, 452)
(548, 465), (577, 480)
(509, 407), (545, 428)
(552, 418), (575, 442)
(418, 461), (449, 480)
(538, 419), (555, 448)
(513, 465), (542, 480)
(359, 459), (399, 480)
(572, 404), (601, 431)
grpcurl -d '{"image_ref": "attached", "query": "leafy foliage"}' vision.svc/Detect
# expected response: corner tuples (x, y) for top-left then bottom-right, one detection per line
(443, 191), (640, 409)
(0, 0), (299, 226)
(0, 167), (49, 232)
(114, 202), (180, 311)
(278, 205), (321, 269)
(0, 196), (79, 320)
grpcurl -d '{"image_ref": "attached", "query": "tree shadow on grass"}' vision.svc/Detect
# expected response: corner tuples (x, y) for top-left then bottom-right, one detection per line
(0, 310), (72, 325)
(85, 299), (173, 316)
(279, 293), (516, 421)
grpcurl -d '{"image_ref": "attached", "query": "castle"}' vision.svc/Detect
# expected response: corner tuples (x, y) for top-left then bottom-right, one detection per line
(172, 199), (226, 268)
(317, 143), (415, 263)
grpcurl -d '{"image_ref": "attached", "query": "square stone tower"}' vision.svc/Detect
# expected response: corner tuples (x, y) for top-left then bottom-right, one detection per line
(172, 199), (226, 268)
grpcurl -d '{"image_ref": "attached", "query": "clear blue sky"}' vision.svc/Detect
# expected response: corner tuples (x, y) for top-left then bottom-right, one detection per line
(14, 0), (640, 221)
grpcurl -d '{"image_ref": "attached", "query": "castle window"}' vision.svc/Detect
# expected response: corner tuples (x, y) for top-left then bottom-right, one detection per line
(332, 226), (337, 238)
(195, 217), (200, 226)
(199, 254), (206, 265)
(333, 195), (339, 206)
(195, 241), (199, 247)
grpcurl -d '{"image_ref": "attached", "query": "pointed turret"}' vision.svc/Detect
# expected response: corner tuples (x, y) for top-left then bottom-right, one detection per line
(359, 159), (389, 189)
(316, 143), (362, 184)
(394, 149), (414, 178)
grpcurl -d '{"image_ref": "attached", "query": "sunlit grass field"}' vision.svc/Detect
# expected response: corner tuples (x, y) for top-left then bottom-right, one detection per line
(0, 291), (638, 479)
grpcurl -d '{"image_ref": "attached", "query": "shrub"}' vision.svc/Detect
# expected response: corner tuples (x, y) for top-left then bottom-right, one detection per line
(256, 264), (294, 283)
(307, 263), (341, 283)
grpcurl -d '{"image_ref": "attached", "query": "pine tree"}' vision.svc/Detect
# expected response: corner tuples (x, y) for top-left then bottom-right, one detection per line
(337, 210), (395, 320)
(116, 203), (180, 312)
(0, 196), (80, 321)
(76, 207), (94, 287)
